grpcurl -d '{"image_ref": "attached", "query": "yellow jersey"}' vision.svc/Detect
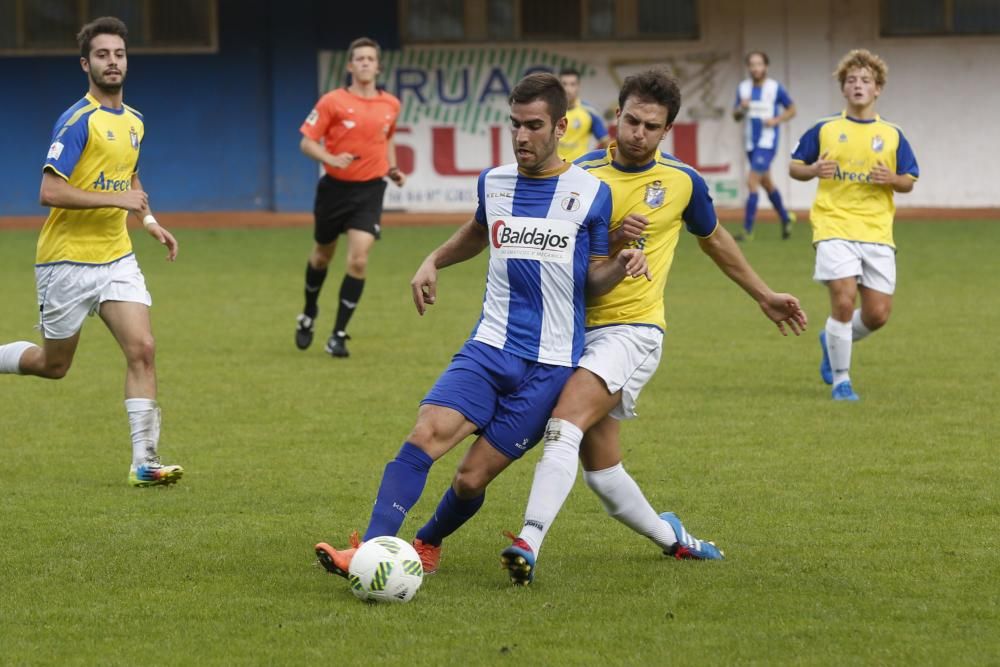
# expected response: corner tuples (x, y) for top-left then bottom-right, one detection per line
(791, 111), (918, 248)
(38, 93), (144, 265)
(577, 144), (718, 331)
(559, 101), (608, 162)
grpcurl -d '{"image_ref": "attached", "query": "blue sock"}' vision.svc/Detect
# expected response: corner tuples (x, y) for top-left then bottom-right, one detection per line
(414, 487), (486, 547)
(363, 442), (433, 541)
(744, 193), (759, 233)
(767, 189), (790, 223)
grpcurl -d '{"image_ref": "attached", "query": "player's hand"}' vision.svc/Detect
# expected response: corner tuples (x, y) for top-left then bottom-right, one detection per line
(758, 292), (807, 336)
(616, 248), (652, 281)
(814, 152), (838, 179)
(764, 117), (780, 128)
(388, 167), (406, 187)
(327, 152), (356, 169)
(611, 213), (649, 245)
(870, 160), (893, 185)
(119, 189), (149, 213)
(145, 221), (178, 261)
(410, 260), (438, 315)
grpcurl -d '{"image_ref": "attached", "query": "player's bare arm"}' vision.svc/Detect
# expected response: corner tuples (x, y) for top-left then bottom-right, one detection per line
(697, 225), (807, 336)
(732, 98), (749, 121)
(410, 219), (489, 315)
(871, 160), (915, 193)
(586, 249), (651, 296)
(40, 170), (147, 212)
(386, 138), (405, 187)
(131, 174), (178, 261)
(790, 152), (837, 181)
(765, 103), (797, 128)
(299, 135), (355, 169)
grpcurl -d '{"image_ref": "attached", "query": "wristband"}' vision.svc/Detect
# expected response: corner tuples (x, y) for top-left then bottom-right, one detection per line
(142, 214), (158, 228)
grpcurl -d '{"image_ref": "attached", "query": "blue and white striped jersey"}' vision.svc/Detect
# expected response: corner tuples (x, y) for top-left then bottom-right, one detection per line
(735, 78), (793, 151)
(472, 162), (611, 367)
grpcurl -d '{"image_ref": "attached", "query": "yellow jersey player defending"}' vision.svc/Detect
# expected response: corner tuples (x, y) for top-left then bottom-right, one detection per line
(0, 17), (183, 487)
(501, 70), (808, 584)
(791, 49), (918, 401)
(557, 68), (610, 162)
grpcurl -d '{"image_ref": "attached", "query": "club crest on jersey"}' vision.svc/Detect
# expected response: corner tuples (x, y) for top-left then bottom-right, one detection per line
(871, 135), (884, 152)
(129, 127), (139, 150)
(839, 133), (848, 143)
(644, 180), (665, 208)
(561, 192), (581, 212)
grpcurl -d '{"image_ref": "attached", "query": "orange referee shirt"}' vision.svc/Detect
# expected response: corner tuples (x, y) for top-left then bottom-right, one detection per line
(300, 88), (401, 182)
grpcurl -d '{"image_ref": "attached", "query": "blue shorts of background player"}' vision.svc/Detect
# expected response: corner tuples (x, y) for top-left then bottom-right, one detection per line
(747, 147), (776, 173)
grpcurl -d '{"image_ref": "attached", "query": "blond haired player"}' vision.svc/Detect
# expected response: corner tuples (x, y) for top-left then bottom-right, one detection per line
(501, 71), (808, 584)
(791, 49), (919, 401)
(0, 17), (182, 486)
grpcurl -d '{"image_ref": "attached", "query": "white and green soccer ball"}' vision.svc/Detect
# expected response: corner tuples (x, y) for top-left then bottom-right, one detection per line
(347, 536), (424, 603)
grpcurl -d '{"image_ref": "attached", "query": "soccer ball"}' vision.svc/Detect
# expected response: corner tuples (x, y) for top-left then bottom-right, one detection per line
(347, 536), (424, 603)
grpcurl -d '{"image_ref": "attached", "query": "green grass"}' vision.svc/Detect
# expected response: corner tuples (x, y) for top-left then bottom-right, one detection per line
(1, 220), (998, 665)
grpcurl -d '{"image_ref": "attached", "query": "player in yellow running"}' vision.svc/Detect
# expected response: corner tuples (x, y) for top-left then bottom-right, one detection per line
(557, 68), (610, 162)
(0, 17), (183, 487)
(501, 70), (808, 584)
(790, 49), (918, 401)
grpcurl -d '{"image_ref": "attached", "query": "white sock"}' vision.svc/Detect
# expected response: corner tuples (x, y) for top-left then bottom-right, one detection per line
(825, 317), (853, 386)
(851, 309), (872, 342)
(125, 398), (160, 468)
(583, 463), (677, 550)
(0, 341), (37, 374)
(518, 418), (583, 556)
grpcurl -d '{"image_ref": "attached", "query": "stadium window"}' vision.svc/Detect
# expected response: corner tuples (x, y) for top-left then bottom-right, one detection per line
(881, 0), (1000, 36)
(636, 0), (699, 39)
(403, 0), (466, 42)
(402, 0), (699, 43)
(0, 0), (218, 55)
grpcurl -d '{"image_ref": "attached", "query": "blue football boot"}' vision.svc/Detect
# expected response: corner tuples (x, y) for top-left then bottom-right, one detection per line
(659, 512), (725, 560)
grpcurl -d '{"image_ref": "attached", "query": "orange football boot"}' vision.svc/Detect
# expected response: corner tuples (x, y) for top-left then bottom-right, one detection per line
(314, 531), (362, 578)
(411, 538), (441, 574)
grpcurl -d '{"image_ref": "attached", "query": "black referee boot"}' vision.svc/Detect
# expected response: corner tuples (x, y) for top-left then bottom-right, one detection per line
(325, 332), (350, 358)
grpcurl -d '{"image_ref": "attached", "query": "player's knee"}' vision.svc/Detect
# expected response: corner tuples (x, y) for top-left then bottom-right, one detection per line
(452, 468), (488, 499)
(346, 254), (368, 276)
(128, 335), (156, 368)
(41, 358), (72, 379)
(865, 305), (891, 330)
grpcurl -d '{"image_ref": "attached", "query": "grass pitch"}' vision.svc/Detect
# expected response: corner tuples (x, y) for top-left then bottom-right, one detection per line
(1, 220), (998, 665)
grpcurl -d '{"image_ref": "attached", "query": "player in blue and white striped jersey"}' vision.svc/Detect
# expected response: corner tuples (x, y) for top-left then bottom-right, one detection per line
(733, 51), (797, 241)
(314, 73), (650, 578)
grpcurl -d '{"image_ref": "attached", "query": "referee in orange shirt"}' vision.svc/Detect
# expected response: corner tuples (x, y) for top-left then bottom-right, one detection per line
(296, 37), (405, 357)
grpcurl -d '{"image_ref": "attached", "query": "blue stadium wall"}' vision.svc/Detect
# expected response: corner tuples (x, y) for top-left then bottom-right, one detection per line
(0, 0), (400, 215)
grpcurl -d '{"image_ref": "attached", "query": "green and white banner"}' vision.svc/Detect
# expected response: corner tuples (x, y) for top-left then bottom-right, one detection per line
(319, 45), (746, 211)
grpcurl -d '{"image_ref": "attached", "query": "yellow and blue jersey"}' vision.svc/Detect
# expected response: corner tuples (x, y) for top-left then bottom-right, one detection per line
(791, 111), (918, 248)
(38, 92), (144, 265)
(559, 101), (609, 162)
(576, 144), (718, 331)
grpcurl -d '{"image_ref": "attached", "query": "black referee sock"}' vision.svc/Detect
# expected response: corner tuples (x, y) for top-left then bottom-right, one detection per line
(304, 263), (328, 319)
(333, 275), (365, 336)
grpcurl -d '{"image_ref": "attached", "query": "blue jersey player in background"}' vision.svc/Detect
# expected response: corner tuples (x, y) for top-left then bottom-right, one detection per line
(314, 73), (650, 579)
(733, 51), (797, 241)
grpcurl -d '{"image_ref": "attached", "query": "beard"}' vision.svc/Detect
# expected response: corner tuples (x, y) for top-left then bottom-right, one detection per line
(90, 68), (125, 94)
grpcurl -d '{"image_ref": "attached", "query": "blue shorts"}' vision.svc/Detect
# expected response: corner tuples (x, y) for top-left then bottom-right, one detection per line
(422, 340), (574, 460)
(747, 148), (776, 173)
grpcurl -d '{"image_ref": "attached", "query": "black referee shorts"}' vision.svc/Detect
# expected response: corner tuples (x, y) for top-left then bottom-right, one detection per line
(313, 175), (388, 244)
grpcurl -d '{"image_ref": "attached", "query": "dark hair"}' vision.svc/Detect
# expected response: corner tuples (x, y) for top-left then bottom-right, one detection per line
(509, 72), (568, 124)
(558, 68), (580, 79)
(745, 50), (769, 66)
(617, 70), (681, 125)
(77, 16), (128, 59)
(348, 36), (381, 61)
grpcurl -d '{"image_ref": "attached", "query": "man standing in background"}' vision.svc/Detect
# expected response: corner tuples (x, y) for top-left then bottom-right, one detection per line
(733, 51), (796, 241)
(558, 68), (610, 162)
(295, 37), (405, 358)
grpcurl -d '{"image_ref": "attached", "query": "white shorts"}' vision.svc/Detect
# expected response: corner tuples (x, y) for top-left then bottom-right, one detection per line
(35, 254), (151, 340)
(813, 239), (896, 295)
(578, 324), (663, 421)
